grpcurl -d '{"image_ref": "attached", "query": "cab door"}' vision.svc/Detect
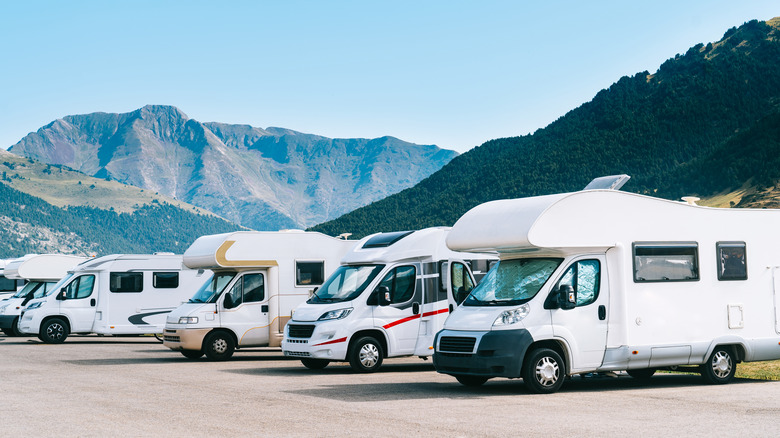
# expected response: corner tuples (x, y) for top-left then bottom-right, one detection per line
(372, 264), (421, 356)
(548, 255), (609, 370)
(59, 274), (97, 333)
(218, 272), (269, 346)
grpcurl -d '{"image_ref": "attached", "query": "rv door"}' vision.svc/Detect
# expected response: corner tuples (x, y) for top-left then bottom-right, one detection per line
(372, 264), (422, 356)
(219, 272), (270, 346)
(58, 274), (98, 333)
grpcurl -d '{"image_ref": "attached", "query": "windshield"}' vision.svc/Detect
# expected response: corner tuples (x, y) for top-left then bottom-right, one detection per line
(308, 264), (385, 304)
(44, 273), (74, 297)
(12, 281), (56, 299)
(464, 258), (562, 306)
(189, 272), (231, 303)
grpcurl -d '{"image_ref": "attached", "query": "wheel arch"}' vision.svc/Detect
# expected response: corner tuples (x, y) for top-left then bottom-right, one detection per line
(348, 329), (388, 358)
(41, 315), (71, 333)
(526, 339), (570, 375)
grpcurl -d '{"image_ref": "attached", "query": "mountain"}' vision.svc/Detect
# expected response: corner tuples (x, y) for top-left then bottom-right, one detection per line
(8, 106), (457, 230)
(0, 149), (241, 257)
(311, 18), (780, 238)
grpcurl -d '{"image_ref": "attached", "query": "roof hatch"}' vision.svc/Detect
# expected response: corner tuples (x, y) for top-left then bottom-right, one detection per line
(362, 231), (414, 249)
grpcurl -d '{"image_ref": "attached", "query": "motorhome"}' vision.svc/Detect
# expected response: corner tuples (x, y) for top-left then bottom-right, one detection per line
(0, 254), (88, 336)
(281, 227), (496, 372)
(0, 259), (25, 300)
(163, 231), (357, 360)
(433, 181), (780, 393)
(18, 254), (202, 343)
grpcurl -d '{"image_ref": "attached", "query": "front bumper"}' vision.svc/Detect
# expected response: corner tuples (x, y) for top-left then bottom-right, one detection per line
(162, 327), (211, 351)
(281, 321), (350, 361)
(0, 314), (18, 329)
(433, 328), (533, 378)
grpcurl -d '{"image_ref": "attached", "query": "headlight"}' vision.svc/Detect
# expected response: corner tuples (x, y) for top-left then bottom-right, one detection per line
(318, 308), (353, 321)
(25, 302), (42, 311)
(493, 304), (530, 326)
(0, 304), (7, 313)
(178, 316), (199, 324)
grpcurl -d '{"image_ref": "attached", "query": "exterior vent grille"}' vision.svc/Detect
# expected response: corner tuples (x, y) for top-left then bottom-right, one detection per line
(284, 351), (311, 357)
(287, 324), (315, 339)
(163, 335), (180, 343)
(439, 336), (476, 353)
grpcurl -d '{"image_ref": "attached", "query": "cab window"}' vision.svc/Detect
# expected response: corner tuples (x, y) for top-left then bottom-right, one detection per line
(451, 262), (475, 305)
(64, 275), (96, 299)
(556, 260), (600, 306)
(378, 266), (416, 304)
(224, 273), (265, 308)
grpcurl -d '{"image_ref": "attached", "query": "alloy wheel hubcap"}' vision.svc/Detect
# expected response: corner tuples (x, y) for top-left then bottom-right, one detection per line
(360, 344), (379, 368)
(535, 357), (559, 387)
(712, 351), (732, 378)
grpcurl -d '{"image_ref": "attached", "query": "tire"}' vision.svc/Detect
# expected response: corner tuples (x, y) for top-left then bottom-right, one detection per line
(301, 358), (329, 370)
(2, 317), (21, 336)
(455, 375), (488, 387)
(180, 349), (204, 359)
(627, 368), (656, 380)
(203, 331), (235, 361)
(349, 336), (384, 373)
(522, 348), (565, 394)
(701, 347), (737, 384)
(40, 318), (69, 344)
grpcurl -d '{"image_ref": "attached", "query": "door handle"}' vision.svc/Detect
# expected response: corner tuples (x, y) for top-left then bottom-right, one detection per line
(90, 298), (96, 307)
(449, 304), (454, 313)
(261, 305), (269, 313)
(598, 305), (606, 320)
(412, 302), (420, 315)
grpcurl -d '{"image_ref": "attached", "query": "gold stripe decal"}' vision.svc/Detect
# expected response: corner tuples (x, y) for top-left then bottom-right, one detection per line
(215, 240), (279, 267)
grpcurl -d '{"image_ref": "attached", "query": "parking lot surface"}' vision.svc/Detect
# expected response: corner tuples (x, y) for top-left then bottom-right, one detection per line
(2, 335), (779, 437)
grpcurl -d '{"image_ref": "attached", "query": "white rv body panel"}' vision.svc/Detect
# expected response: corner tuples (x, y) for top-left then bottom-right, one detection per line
(435, 189), (780, 392)
(162, 231), (357, 360)
(0, 254), (88, 336)
(18, 254), (202, 343)
(281, 227), (496, 372)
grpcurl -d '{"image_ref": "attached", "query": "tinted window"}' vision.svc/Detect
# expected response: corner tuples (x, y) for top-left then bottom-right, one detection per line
(153, 272), (179, 288)
(64, 275), (95, 299)
(0, 275), (16, 292)
(633, 243), (699, 282)
(717, 242), (747, 281)
(110, 272), (143, 293)
(296, 261), (324, 286)
(378, 265), (416, 304)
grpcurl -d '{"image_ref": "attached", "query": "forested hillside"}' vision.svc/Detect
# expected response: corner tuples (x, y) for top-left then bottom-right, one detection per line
(312, 18), (780, 238)
(0, 182), (240, 257)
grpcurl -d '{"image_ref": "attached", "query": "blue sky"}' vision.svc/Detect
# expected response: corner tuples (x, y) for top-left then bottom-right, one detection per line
(1, 1), (777, 153)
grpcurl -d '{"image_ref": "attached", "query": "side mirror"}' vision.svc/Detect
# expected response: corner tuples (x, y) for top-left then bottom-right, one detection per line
(223, 293), (235, 309)
(376, 286), (391, 306)
(57, 289), (67, 301)
(558, 284), (576, 310)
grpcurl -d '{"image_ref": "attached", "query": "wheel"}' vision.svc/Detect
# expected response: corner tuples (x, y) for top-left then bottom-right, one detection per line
(40, 318), (69, 344)
(349, 336), (384, 373)
(301, 358), (329, 370)
(455, 375), (488, 387)
(627, 368), (656, 380)
(522, 348), (565, 394)
(203, 331), (235, 361)
(180, 349), (204, 359)
(701, 347), (736, 384)
(2, 317), (21, 336)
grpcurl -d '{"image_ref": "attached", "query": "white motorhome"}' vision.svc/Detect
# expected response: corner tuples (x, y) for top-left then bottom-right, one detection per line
(18, 254), (203, 343)
(163, 231), (357, 360)
(281, 227), (496, 372)
(0, 259), (25, 300)
(0, 254), (88, 336)
(434, 183), (780, 393)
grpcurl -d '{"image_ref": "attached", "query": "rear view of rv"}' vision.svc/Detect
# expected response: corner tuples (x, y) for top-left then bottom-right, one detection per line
(0, 254), (88, 336)
(18, 254), (203, 343)
(0, 259), (25, 300)
(163, 231), (357, 360)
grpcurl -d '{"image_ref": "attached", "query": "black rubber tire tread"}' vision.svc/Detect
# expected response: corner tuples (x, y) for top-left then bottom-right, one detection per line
(455, 375), (489, 387)
(301, 358), (330, 370)
(203, 331), (235, 361)
(348, 336), (384, 373)
(522, 348), (566, 394)
(40, 318), (69, 344)
(700, 346), (737, 384)
(180, 349), (204, 359)
(627, 368), (656, 380)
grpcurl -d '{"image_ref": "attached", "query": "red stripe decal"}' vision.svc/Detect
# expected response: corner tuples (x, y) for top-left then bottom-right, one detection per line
(313, 337), (347, 346)
(382, 308), (449, 330)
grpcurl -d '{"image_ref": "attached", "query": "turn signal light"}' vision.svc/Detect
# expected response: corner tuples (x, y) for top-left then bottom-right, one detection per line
(632, 350), (639, 355)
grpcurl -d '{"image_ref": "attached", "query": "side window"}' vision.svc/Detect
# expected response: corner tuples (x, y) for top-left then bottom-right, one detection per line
(557, 260), (600, 306)
(379, 265), (416, 304)
(110, 272), (143, 293)
(242, 274), (265, 303)
(153, 272), (179, 288)
(296, 261), (324, 286)
(65, 275), (95, 299)
(225, 278), (243, 309)
(717, 242), (747, 281)
(0, 275), (16, 292)
(633, 243), (699, 282)
(451, 262), (475, 305)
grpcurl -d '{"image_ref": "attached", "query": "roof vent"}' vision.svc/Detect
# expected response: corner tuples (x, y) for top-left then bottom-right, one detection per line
(583, 174), (631, 191)
(681, 196), (700, 206)
(362, 231), (414, 249)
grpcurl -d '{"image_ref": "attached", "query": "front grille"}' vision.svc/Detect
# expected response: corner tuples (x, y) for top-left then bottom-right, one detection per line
(164, 335), (180, 342)
(439, 336), (476, 353)
(284, 351), (311, 357)
(287, 324), (315, 339)
(164, 329), (177, 334)
(286, 339), (308, 344)
(438, 352), (472, 358)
